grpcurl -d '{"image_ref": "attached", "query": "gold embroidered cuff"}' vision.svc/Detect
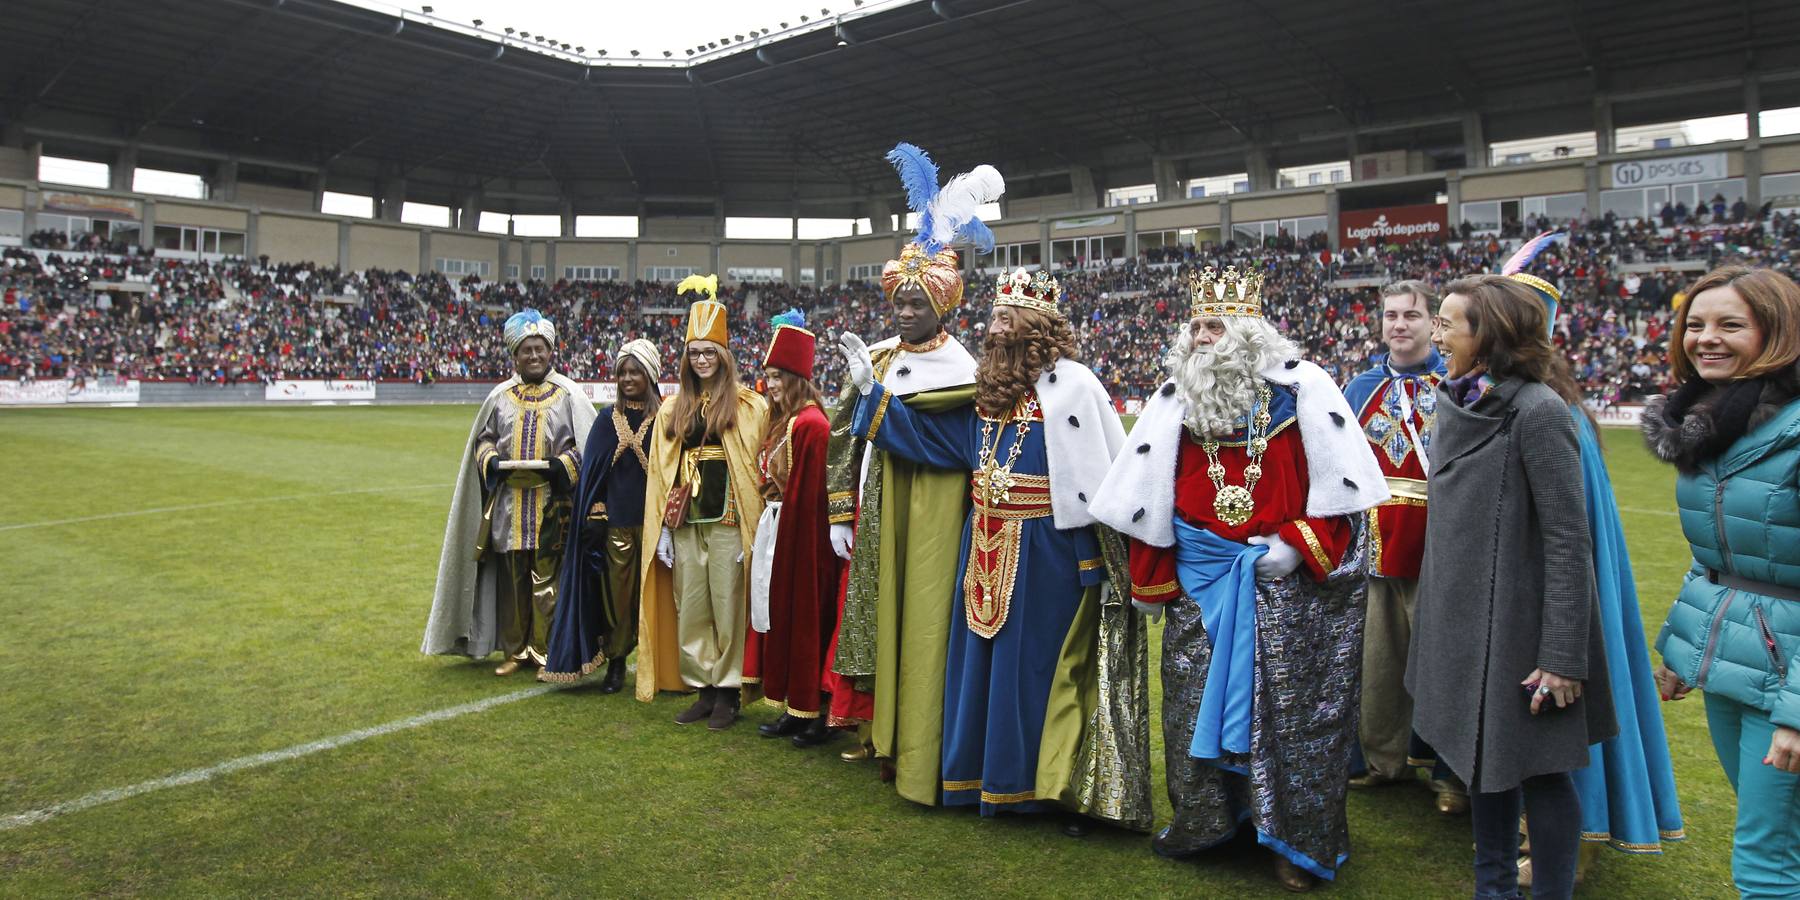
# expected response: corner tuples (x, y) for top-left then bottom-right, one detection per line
(1293, 520), (1332, 573)
(862, 388), (892, 443)
(1134, 579), (1180, 600)
(980, 789), (1036, 805)
(942, 779), (983, 792)
(558, 451), (580, 482)
(1078, 558), (1104, 571)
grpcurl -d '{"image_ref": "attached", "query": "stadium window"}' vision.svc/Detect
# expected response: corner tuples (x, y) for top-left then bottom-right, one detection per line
(1294, 216), (1327, 238)
(563, 265), (622, 281)
(321, 191), (375, 218)
(727, 266), (783, 282)
(133, 168), (207, 200)
(1520, 192), (1586, 225)
(1762, 173), (1800, 212)
(643, 266), (698, 282)
(1761, 106), (1800, 138)
(0, 208), (22, 238)
(1619, 114), (1746, 153)
(576, 215), (639, 238)
(1330, 169), (1345, 183)
(477, 212), (512, 234)
(38, 155), (110, 189)
(797, 218), (856, 239)
(436, 258), (492, 278)
(529, 265), (546, 280)
(505, 264), (521, 280)
(847, 263), (881, 282)
(511, 215), (562, 237)
(1489, 131), (1595, 167)
(1188, 173), (1247, 199)
(799, 267), (816, 284)
(402, 202), (452, 228)
(725, 217), (794, 240)
(1461, 200), (1501, 233)
(1105, 184), (1157, 206)
(154, 225), (245, 257)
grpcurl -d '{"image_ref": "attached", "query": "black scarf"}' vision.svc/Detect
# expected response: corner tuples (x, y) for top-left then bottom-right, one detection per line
(1645, 372), (1789, 474)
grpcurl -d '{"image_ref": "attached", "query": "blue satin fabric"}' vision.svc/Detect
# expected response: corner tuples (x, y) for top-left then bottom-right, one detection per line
(1173, 518), (1268, 761)
(1570, 411), (1685, 851)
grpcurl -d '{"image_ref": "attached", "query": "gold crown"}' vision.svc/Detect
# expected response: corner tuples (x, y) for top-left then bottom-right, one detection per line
(994, 268), (1063, 317)
(1189, 265), (1264, 319)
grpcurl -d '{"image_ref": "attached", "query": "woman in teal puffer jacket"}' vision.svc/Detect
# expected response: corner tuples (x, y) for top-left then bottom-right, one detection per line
(1643, 265), (1800, 900)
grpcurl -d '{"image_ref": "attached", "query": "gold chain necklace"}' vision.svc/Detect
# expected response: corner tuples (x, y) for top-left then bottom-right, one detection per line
(1201, 383), (1273, 528)
(967, 396), (1037, 624)
(974, 397), (1036, 506)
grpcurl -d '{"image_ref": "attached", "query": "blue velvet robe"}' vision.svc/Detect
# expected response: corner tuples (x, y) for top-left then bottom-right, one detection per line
(853, 382), (1104, 815)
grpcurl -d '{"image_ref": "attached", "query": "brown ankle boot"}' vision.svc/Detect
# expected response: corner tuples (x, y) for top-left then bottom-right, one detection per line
(674, 687), (715, 725)
(707, 687), (740, 731)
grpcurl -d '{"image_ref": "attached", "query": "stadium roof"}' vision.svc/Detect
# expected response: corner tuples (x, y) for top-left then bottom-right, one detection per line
(5, 0), (1800, 218)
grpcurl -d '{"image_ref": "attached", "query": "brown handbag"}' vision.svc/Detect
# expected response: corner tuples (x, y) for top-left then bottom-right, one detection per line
(661, 482), (691, 530)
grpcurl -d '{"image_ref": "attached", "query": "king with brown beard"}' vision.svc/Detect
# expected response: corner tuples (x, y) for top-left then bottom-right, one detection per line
(838, 268), (1154, 834)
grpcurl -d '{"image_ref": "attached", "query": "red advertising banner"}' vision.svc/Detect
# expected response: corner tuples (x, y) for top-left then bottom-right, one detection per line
(1339, 204), (1448, 246)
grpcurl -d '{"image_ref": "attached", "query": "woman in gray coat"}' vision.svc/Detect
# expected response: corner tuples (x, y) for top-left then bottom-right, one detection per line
(1410, 275), (1618, 900)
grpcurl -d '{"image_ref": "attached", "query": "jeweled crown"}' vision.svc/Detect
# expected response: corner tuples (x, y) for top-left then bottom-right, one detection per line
(994, 268), (1063, 317)
(1189, 265), (1264, 319)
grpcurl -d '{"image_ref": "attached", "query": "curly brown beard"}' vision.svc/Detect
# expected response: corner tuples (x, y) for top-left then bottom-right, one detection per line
(974, 308), (1079, 416)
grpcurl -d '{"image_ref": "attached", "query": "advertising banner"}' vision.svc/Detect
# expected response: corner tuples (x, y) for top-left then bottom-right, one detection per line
(65, 378), (141, 404)
(0, 380), (70, 405)
(1610, 153), (1728, 189)
(1339, 204), (1448, 245)
(264, 380), (378, 401)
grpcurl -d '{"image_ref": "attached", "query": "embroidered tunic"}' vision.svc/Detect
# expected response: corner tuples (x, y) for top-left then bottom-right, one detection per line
(475, 380), (581, 552)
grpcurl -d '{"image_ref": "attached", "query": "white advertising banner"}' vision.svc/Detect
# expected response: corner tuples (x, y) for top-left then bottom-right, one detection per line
(0, 379), (70, 405)
(264, 380), (378, 401)
(1610, 153), (1728, 189)
(1592, 404), (1645, 427)
(579, 382), (619, 405)
(65, 379), (142, 404)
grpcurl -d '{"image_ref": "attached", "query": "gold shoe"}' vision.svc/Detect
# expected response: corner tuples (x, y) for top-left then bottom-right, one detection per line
(1435, 790), (1469, 816)
(1272, 857), (1316, 893)
(1517, 855), (1533, 890)
(840, 742), (875, 762)
(494, 659), (523, 677)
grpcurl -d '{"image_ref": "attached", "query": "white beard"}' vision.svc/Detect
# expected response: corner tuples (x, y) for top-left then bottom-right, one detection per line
(1169, 317), (1301, 438)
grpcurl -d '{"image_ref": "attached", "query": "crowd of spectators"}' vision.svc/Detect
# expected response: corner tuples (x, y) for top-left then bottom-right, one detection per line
(5, 211), (1798, 406)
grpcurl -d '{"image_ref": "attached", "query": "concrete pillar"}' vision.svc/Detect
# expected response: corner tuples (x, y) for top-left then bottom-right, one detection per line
(1123, 207), (1138, 260)
(830, 243), (842, 287)
(1038, 216), (1052, 270)
(337, 220), (352, 270)
(419, 229), (432, 276)
(790, 237), (801, 285)
(709, 240), (721, 278)
(1746, 78), (1763, 145)
(1746, 146), (1763, 209)
(498, 234), (510, 280)
(139, 198), (156, 252)
(1152, 156), (1182, 203)
(1245, 147), (1274, 193)
(627, 240), (639, 282)
(1445, 172), (1463, 233)
(1325, 189), (1341, 252)
(864, 199), (894, 234)
(544, 240), (558, 281)
(377, 177), (406, 222)
(209, 159), (240, 203)
(1584, 161), (1601, 223)
(1069, 165), (1101, 210)
(309, 173), (326, 213)
(457, 192), (482, 231)
(246, 208), (260, 260)
(21, 184), (38, 236)
(1218, 198), (1233, 245)
(1462, 113), (1488, 169)
(560, 198), (576, 237)
(1593, 97), (1615, 157)
(813, 243), (825, 287)
(110, 145), (138, 192)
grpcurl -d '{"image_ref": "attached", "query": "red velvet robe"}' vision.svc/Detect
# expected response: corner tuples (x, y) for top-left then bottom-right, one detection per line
(1129, 423), (1352, 604)
(743, 404), (840, 717)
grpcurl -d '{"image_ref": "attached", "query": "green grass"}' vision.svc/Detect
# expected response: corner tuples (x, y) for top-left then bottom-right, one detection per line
(0, 408), (1736, 897)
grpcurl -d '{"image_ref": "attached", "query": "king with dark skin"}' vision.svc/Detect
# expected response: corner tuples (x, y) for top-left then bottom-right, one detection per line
(616, 353), (652, 404)
(513, 335), (552, 384)
(892, 285), (943, 344)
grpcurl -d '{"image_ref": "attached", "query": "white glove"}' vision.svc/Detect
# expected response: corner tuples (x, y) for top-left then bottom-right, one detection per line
(1248, 534), (1302, 581)
(839, 332), (874, 395)
(656, 527), (674, 568)
(830, 523), (855, 560)
(1131, 599), (1165, 624)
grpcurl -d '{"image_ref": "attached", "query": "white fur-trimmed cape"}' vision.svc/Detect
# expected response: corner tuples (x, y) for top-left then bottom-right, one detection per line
(1036, 358), (1126, 529)
(1090, 358), (1389, 547)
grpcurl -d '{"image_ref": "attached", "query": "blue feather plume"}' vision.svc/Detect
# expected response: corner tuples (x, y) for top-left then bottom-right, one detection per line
(1501, 230), (1566, 276)
(956, 218), (996, 255)
(886, 142), (939, 217)
(770, 307), (807, 329)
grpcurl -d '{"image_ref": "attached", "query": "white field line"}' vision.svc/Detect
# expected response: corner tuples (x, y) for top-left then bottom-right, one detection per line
(0, 483), (451, 533)
(0, 683), (560, 831)
(1618, 506), (1678, 518)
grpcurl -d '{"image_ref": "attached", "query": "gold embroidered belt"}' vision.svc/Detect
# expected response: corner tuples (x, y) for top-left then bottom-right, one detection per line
(964, 475), (1052, 639)
(680, 446), (727, 497)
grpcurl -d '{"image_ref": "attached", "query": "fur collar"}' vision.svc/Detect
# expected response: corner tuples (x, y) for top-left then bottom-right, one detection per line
(1643, 363), (1800, 473)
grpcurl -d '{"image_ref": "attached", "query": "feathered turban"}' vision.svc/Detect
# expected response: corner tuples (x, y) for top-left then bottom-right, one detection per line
(503, 309), (556, 354)
(879, 142), (1005, 317)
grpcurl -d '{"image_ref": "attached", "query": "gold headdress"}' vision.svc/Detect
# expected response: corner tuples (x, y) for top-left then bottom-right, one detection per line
(881, 243), (964, 316)
(1188, 266), (1264, 319)
(677, 273), (728, 345)
(993, 268), (1063, 319)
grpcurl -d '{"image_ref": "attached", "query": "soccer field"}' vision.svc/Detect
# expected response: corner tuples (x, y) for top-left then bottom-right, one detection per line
(0, 406), (1737, 897)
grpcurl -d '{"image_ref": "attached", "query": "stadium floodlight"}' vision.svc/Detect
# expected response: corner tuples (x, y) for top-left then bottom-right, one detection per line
(520, 31), (530, 37)
(421, 4), (432, 12)
(708, 41), (717, 48)
(685, 48), (694, 55)
(630, 49), (640, 56)
(663, 50), (673, 57)
(822, 7), (830, 14)
(504, 26), (514, 33)
(575, 46), (585, 52)
(735, 34), (745, 41)
(780, 22), (789, 28)
(801, 15), (809, 22)
(472, 18), (482, 26)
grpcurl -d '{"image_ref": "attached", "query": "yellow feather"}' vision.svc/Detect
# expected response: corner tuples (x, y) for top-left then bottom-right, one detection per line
(677, 273), (718, 301)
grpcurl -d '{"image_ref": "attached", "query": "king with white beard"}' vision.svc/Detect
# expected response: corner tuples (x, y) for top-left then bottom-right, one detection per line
(1091, 266), (1388, 892)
